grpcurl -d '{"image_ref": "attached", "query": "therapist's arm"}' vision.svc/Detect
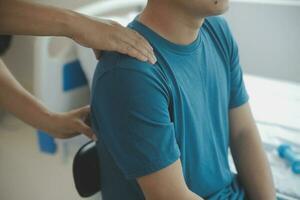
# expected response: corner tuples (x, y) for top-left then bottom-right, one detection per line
(0, 59), (96, 139)
(229, 103), (276, 200)
(0, 0), (156, 63)
(137, 159), (203, 200)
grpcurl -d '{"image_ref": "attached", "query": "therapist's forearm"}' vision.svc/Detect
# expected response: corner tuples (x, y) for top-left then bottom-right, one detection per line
(0, 0), (75, 37)
(0, 59), (53, 131)
(0, 59), (95, 139)
(0, 0), (156, 64)
(230, 128), (276, 200)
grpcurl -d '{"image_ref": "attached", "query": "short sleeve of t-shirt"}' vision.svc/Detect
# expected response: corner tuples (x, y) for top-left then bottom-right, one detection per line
(214, 17), (249, 109)
(228, 37), (249, 109)
(91, 58), (180, 179)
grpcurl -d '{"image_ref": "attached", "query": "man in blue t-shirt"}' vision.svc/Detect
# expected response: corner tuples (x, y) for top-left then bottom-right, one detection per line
(91, 0), (276, 199)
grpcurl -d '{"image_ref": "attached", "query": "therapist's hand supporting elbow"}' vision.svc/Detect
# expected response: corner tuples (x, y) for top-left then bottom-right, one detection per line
(0, 60), (96, 140)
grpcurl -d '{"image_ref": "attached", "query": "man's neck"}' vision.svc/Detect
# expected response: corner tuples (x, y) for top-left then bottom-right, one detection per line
(138, 2), (204, 45)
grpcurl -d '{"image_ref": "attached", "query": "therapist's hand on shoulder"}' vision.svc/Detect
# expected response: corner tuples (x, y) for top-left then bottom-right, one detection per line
(45, 105), (96, 140)
(0, 0), (154, 141)
(69, 14), (157, 64)
(0, 0), (156, 63)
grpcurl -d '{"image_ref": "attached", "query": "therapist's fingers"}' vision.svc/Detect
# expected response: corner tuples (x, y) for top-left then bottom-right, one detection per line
(75, 120), (97, 141)
(115, 27), (157, 64)
(117, 43), (149, 63)
(71, 105), (90, 119)
(92, 32), (156, 64)
(70, 106), (97, 140)
(92, 30), (156, 63)
(107, 21), (155, 59)
(45, 106), (96, 140)
(71, 15), (156, 63)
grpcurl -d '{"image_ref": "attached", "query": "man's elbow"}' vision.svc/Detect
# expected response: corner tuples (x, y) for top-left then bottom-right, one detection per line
(145, 189), (203, 200)
(137, 160), (204, 200)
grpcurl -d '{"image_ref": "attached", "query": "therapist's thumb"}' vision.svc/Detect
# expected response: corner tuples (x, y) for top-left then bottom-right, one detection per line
(71, 105), (97, 141)
(76, 120), (97, 141)
(72, 105), (90, 118)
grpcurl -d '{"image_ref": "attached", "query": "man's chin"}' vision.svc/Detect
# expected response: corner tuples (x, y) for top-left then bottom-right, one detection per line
(208, 3), (229, 16)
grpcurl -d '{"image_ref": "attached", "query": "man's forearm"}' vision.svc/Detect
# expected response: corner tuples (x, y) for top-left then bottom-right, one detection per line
(230, 127), (276, 200)
(0, 0), (75, 37)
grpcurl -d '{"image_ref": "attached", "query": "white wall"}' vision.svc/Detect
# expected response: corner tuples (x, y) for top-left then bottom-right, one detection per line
(2, 0), (99, 91)
(224, 1), (300, 83)
(0, 1), (99, 200)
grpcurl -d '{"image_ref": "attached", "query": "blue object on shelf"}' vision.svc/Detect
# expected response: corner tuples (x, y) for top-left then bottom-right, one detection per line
(278, 144), (300, 174)
(63, 59), (87, 91)
(37, 130), (57, 154)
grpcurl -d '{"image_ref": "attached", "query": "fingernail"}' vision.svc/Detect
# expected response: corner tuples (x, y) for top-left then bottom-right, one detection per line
(151, 55), (157, 64)
(148, 58), (154, 64)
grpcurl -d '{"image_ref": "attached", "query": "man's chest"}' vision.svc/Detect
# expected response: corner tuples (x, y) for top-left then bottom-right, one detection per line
(166, 51), (230, 110)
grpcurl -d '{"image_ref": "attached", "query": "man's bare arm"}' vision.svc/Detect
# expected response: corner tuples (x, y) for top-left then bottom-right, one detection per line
(137, 159), (203, 200)
(229, 103), (276, 200)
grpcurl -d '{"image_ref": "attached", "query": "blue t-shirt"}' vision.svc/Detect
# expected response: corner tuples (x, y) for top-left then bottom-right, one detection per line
(91, 16), (249, 200)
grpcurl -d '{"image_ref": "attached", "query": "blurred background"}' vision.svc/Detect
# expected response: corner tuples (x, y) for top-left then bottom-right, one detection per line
(0, 1), (98, 200)
(0, 0), (299, 200)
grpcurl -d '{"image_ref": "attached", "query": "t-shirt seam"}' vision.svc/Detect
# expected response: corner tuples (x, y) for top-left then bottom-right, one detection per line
(124, 149), (180, 179)
(94, 66), (155, 87)
(94, 64), (172, 104)
(159, 38), (202, 56)
(129, 19), (202, 56)
(229, 95), (249, 109)
(204, 17), (232, 66)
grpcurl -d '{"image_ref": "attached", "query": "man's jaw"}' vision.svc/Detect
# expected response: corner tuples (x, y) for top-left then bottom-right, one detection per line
(138, 3), (205, 46)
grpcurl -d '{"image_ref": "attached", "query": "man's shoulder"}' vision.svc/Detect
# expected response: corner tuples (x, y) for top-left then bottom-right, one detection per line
(203, 16), (235, 62)
(92, 51), (166, 91)
(94, 51), (158, 78)
(203, 16), (233, 41)
(204, 16), (230, 31)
